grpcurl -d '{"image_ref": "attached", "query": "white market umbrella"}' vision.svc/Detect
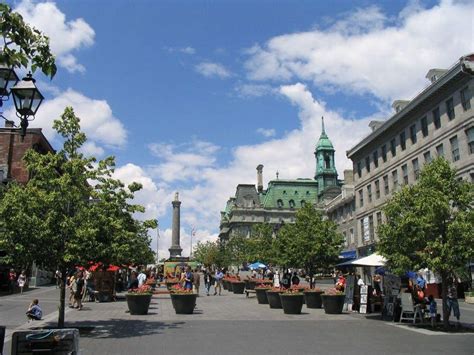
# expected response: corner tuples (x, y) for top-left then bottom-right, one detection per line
(337, 253), (387, 267)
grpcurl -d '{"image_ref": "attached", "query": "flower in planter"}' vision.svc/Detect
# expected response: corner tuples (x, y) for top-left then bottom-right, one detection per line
(128, 284), (152, 295)
(324, 287), (344, 296)
(303, 287), (323, 292)
(281, 285), (304, 295)
(268, 286), (284, 292)
(255, 283), (272, 289)
(170, 284), (193, 294)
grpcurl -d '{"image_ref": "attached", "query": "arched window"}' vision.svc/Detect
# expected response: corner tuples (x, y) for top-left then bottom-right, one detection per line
(325, 154), (331, 169)
(277, 199), (283, 208)
(289, 200), (295, 208)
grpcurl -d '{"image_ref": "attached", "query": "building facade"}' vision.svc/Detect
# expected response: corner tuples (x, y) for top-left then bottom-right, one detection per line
(346, 54), (474, 257)
(219, 119), (343, 240)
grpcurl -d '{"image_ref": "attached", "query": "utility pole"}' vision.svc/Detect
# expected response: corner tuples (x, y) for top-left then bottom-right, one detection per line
(156, 221), (160, 264)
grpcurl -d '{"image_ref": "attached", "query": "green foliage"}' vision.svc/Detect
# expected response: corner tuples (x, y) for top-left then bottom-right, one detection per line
(0, 3), (56, 78)
(274, 204), (343, 275)
(247, 223), (276, 264)
(193, 239), (230, 268)
(0, 107), (156, 270)
(378, 157), (474, 276)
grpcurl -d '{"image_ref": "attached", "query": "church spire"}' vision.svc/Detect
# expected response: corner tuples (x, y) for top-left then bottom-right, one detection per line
(321, 116), (326, 135)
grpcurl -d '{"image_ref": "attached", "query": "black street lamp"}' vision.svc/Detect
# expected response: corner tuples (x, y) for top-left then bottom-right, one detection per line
(0, 62), (19, 100)
(11, 72), (44, 138)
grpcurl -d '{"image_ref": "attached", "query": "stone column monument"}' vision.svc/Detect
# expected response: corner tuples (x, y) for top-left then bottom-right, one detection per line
(169, 192), (183, 258)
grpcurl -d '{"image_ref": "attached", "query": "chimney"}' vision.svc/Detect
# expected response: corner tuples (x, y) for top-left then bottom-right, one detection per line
(343, 169), (354, 185)
(5, 120), (14, 128)
(425, 68), (448, 84)
(256, 164), (264, 193)
(392, 100), (410, 113)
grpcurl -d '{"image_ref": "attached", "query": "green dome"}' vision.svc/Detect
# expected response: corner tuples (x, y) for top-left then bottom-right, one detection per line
(315, 117), (334, 150)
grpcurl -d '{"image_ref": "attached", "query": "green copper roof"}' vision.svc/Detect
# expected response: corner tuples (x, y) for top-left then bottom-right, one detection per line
(316, 117), (334, 151)
(262, 179), (319, 209)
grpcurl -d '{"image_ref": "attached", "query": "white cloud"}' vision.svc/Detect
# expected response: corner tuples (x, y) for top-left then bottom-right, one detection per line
(234, 83), (275, 98)
(256, 128), (276, 138)
(195, 62), (232, 78)
(7, 88), (127, 151)
(164, 46), (196, 55)
(15, 0), (95, 73)
(81, 141), (105, 157)
(244, 0), (473, 102)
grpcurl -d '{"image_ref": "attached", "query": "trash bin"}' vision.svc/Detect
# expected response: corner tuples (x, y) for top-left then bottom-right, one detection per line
(0, 326), (5, 355)
(11, 329), (79, 355)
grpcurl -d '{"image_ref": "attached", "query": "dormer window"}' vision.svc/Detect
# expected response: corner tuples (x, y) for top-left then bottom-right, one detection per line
(289, 200), (295, 208)
(277, 199), (283, 208)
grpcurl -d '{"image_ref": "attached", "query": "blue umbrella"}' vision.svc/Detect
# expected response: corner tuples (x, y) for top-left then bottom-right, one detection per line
(248, 262), (267, 270)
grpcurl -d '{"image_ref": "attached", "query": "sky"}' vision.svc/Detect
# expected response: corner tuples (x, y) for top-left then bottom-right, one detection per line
(5, 0), (473, 259)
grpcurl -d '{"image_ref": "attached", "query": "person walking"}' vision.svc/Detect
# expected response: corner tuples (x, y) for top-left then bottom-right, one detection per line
(291, 272), (300, 286)
(74, 272), (85, 310)
(203, 269), (213, 296)
(8, 269), (17, 294)
(26, 299), (42, 321)
(447, 276), (461, 327)
(214, 268), (224, 296)
(17, 270), (27, 294)
(193, 269), (201, 295)
(137, 269), (147, 287)
(68, 273), (76, 307)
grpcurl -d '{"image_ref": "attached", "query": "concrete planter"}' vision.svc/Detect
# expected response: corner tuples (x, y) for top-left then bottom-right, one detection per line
(266, 291), (283, 309)
(171, 294), (197, 314)
(126, 294), (152, 315)
(255, 288), (270, 304)
(304, 291), (323, 309)
(232, 282), (245, 294)
(321, 294), (345, 314)
(279, 294), (304, 314)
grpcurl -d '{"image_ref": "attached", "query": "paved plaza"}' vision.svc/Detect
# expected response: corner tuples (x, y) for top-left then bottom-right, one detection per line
(1, 284), (474, 355)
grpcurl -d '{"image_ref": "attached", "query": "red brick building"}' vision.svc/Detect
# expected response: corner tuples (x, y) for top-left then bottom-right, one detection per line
(0, 120), (54, 184)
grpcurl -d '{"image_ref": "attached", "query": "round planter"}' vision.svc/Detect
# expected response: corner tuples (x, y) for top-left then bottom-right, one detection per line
(266, 291), (283, 309)
(304, 291), (324, 309)
(255, 288), (270, 304)
(222, 279), (228, 290)
(232, 282), (245, 294)
(126, 294), (152, 315)
(279, 294), (304, 314)
(321, 294), (345, 314)
(171, 293), (197, 314)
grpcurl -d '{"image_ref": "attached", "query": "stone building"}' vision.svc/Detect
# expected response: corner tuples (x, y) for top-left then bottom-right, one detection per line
(219, 119), (343, 240)
(346, 54), (474, 257)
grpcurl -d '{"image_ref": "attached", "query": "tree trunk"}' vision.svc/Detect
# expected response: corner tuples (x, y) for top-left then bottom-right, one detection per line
(441, 271), (449, 330)
(57, 267), (67, 328)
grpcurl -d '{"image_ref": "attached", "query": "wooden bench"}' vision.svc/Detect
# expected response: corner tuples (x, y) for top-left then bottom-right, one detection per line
(245, 289), (256, 298)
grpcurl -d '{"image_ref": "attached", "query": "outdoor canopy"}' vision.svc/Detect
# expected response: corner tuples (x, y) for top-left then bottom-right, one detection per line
(248, 262), (267, 270)
(336, 253), (387, 267)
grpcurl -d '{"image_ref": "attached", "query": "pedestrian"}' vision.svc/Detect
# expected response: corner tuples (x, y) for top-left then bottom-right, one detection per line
(137, 268), (147, 287)
(203, 269), (213, 296)
(26, 299), (42, 321)
(128, 271), (139, 290)
(281, 271), (291, 289)
(291, 272), (300, 286)
(428, 295), (437, 328)
(74, 271), (85, 310)
(214, 268), (224, 295)
(184, 266), (194, 291)
(55, 270), (62, 289)
(17, 270), (27, 294)
(8, 269), (17, 294)
(447, 276), (461, 327)
(416, 273), (426, 290)
(193, 269), (201, 295)
(357, 275), (365, 287)
(68, 273), (76, 307)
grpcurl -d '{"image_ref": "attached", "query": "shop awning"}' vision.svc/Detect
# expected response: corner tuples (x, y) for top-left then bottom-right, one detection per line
(337, 252), (386, 267)
(339, 250), (357, 259)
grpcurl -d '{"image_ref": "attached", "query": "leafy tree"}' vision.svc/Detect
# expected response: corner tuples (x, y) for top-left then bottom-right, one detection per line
(193, 240), (221, 267)
(0, 3), (56, 78)
(274, 204), (343, 287)
(247, 223), (276, 265)
(378, 158), (473, 329)
(0, 107), (156, 327)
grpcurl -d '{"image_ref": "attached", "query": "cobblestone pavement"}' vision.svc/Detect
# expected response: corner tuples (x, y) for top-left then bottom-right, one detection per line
(2, 282), (474, 355)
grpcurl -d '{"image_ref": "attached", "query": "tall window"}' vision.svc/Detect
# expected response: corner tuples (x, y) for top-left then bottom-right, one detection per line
(446, 98), (455, 120)
(433, 107), (441, 129)
(367, 184), (372, 203)
(392, 170), (398, 190)
(450, 136), (460, 162)
(289, 199), (295, 208)
(381, 144), (387, 162)
(373, 150), (378, 168)
(423, 151), (432, 163)
(358, 189), (364, 208)
(421, 116), (428, 137)
(375, 180), (380, 199)
(343, 231), (348, 247)
(410, 124), (417, 144)
(365, 156), (370, 173)
(390, 138), (397, 157)
(368, 215), (374, 240)
(376, 211), (382, 227)
(412, 158), (419, 180)
(460, 86), (471, 111)
(402, 164), (408, 185)
(357, 161), (362, 178)
(277, 199), (283, 208)
(467, 127), (474, 154)
(400, 131), (406, 151)
(436, 143), (444, 157)
(383, 175), (389, 195)
(349, 228), (354, 245)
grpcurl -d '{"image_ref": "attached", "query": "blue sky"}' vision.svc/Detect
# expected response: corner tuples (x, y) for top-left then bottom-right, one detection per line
(6, 0), (473, 258)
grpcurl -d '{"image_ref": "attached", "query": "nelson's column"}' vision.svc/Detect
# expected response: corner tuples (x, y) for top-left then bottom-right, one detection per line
(168, 192), (183, 258)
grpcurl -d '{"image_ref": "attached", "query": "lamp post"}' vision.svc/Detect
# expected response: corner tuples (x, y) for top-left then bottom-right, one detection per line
(11, 72), (44, 139)
(0, 62), (19, 100)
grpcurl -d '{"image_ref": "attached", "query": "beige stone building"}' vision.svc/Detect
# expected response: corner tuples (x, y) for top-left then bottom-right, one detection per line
(344, 54), (474, 257)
